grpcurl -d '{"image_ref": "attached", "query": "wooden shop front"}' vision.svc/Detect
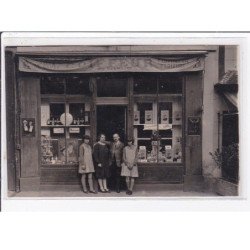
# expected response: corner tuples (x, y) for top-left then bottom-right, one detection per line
(5, 46), (206, 191)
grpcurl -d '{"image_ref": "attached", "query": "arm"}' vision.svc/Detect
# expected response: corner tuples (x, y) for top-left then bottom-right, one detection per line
(93, 144), (101, 165)
(78, 145), (85, 169)
(122, 147), (127, 165)
(133, 148), (139, 166)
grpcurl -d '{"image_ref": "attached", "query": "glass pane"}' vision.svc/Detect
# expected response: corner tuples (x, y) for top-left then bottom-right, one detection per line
(49, 103), (65, 125)
(159, 102), (173, 123)
(158, 75), (183, 94)
(136, 102), (153, 124)
(97, 75), (127, 97)
(66, 76), (91, 95)
(158, 102), (173, 138)
(134, 75), (157, 94)
(137, 125), (153, 138)
(57, 138), (78, 164)
(41, 137), (59, 164)
(69, 103), (85, 125)
(137, 140), (153, 163)
(41, 76), (65, 94)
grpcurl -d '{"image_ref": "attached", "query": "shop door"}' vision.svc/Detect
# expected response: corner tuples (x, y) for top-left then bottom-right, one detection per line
(96, 105), (127, 142)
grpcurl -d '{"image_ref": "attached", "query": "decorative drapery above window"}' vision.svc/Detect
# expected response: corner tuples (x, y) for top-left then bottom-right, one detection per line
(19, 56), (205, 73)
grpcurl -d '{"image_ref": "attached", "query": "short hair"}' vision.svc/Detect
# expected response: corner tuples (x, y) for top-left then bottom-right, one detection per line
(97, 133), (106, 141)
(113, 133), (120, 138)
(126, 137), (134, 144)
(83, 134), (91, 140)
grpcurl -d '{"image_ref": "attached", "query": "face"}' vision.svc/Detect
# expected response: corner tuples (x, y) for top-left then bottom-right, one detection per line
(84, 138), (89, 144)
(100, 135), (106, 142)
(113, 134), (119, 142)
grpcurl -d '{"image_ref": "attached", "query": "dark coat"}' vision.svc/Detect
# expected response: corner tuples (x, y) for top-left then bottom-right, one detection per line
(110, 141), (124, 167)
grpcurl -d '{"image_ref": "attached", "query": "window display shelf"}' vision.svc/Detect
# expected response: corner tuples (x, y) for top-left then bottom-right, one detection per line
(41, 125), (90, 128)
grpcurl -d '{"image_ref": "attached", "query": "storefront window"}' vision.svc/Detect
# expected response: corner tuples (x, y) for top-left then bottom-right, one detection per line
(40, 76), (91, 165)
(133, 75), (157, 94)
(133, 74), (183, 164)
(96, 75), (127, 97)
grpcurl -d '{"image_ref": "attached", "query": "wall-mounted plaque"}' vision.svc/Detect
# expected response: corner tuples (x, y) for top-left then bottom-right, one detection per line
(134, 111), (140, 125)
(161, 110), (169, 124)
(145, 110), (153, 124)
(188, 117), (201, 135)
(22, 118), (35, 137)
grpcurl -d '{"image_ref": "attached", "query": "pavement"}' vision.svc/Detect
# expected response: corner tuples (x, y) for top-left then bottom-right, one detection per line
(8, 184), (219, 198)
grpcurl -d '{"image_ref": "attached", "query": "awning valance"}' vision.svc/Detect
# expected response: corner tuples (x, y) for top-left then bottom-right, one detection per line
(18, 56), (204, 73)
(214, 70), (238, 110)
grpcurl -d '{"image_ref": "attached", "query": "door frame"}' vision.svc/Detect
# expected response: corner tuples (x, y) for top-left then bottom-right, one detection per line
(95, 103), (128, 142)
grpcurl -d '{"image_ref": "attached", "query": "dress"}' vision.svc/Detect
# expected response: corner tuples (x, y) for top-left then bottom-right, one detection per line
(121, 145), (139, 177)
(78, 143), (95, 174)
(93, 142), (111, 179)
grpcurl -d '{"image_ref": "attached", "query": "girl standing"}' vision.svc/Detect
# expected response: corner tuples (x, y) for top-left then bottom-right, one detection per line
(78, 135), (96, 194)
(93, 134), (111, 193)
(121, 137), (139, 195)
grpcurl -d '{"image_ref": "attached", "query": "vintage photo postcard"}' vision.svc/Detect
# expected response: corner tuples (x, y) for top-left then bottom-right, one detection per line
(1, 32), (248, 211)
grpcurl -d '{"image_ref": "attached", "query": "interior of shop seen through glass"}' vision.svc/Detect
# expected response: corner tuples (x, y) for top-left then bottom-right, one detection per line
(40, 73), (183, 165)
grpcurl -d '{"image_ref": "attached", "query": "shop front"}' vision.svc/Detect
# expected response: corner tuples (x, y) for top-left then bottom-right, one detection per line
(5, 46), (215, 192)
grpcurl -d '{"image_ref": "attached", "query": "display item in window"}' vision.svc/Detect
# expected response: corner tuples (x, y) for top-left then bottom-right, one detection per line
(161, 110), (169, 124)
(165, 145), (173, 162)
(173, 111), (182, 125)
(60, 112), (73, 126)
(173, 149), (182, 163)
(145, 110), (153, 124)
(138, 146), (147, 162)
(121, 137), (139, 195)
(58, 138), (78, 164)
(78, 135), (96, 194)
(133, 111), (140, 125)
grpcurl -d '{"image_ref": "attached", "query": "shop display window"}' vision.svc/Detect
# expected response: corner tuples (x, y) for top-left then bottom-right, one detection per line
(66, 76), (91, 95)
(41, 76), (65, 94)
(96, 75), (127, 97)
(40, 76), (90, 165)
(133, 75), (157, 94)
(133, 74), (183, 164)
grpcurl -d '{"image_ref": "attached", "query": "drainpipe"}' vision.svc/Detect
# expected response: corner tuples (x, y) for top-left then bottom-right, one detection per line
(217, 112), (221, 152)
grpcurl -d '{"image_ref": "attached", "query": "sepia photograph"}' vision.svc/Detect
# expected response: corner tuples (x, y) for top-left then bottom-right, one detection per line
(0, 33), (243, 208)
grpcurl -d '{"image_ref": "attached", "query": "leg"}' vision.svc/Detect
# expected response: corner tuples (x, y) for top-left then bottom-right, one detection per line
(98, 178), (105, 192)
(103, 179), (109, 192)
(116, 167), (121, 193)
(88, 173), (95, 192)
(129, 177), (135, 192)
(125, 176), (130, 190)
(81, 174), (88, 192)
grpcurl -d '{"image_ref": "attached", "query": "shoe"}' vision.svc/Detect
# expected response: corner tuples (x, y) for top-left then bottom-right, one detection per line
(104, 189), (110, 193)
(89, 190), (97, 194)
(116, 188), (120, 193)
(83, 190), (88, 194)
(100, 189), (106, 193)
(128, 190), (133, 195)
